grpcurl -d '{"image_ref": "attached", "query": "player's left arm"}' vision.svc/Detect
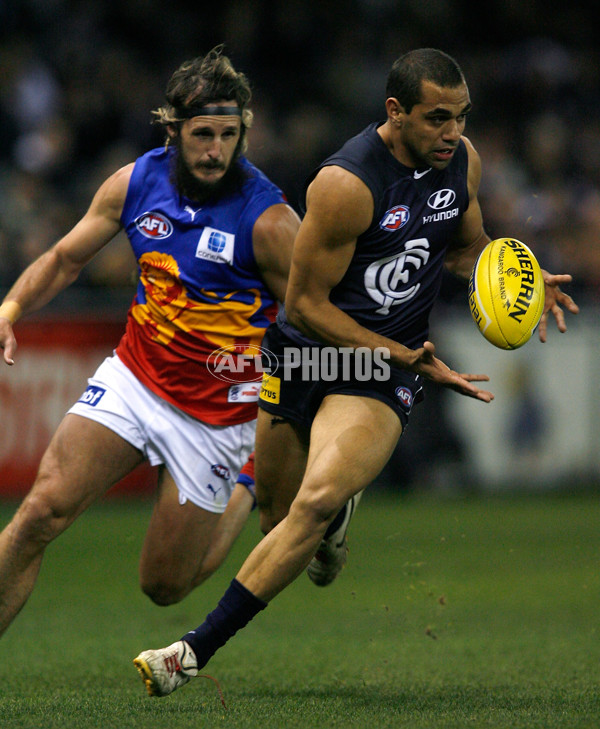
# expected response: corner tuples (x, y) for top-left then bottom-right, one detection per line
(252, 203), (301, 303)
(446, 136), (579, 341)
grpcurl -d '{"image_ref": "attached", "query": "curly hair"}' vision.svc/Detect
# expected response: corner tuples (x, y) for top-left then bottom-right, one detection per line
(152, 45), (253, 149)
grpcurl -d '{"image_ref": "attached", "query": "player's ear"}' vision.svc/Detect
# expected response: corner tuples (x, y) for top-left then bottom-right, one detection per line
(385, 97), (404, 127)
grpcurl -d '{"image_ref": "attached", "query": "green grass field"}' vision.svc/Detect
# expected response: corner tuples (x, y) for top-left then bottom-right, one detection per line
(0, 491), (598, 729)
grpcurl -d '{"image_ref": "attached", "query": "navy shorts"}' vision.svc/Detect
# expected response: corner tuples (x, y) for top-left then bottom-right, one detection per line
(258, 323), (424, 430)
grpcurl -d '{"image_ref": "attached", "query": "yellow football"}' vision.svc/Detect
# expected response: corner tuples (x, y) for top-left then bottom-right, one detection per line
(468, 238), (545, 350)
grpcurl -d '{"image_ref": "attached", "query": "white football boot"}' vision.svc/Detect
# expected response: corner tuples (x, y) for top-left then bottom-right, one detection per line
(134, 640), (198, 697)
(306, 490), (363, 586)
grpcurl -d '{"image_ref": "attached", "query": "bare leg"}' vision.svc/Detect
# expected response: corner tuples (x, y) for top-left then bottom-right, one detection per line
(139, 470), (255, 605)
(0, 414), (144, 637)
(254, 409), (309, 533)
(196, 483), (256, 578)
(132, 395), (404, 697)
(237, 394), (403, 601)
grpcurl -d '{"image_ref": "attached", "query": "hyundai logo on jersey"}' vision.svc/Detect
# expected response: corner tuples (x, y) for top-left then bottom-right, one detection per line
(427, 189), (456, 210)
(134, 212), (174, 239)
(379, 205), (410, 231)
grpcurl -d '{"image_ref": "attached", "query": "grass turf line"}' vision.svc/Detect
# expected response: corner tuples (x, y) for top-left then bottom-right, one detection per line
(0, 492), (598, 728)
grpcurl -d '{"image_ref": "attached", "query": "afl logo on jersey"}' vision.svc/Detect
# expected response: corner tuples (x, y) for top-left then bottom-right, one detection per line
(211, 464), (231, 480)
(135, 212), (174, 239)
(379, 205), (410, 231)
(395, 386), (413, 409)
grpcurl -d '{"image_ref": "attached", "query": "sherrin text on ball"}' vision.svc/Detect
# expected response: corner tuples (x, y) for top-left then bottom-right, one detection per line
(468, 238), (545, 349)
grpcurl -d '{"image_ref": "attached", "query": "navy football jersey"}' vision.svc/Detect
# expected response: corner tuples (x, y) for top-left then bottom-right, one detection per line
(278, 122), (469, 348)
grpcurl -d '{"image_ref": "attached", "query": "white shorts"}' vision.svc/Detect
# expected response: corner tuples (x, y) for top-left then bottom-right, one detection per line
(67, 354), (256, 513)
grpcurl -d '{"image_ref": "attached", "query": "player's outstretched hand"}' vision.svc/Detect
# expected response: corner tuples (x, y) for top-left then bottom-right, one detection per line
(0, 318), (16, 365)
(412, 341), (494, 403)
(538, 272), (579, 343)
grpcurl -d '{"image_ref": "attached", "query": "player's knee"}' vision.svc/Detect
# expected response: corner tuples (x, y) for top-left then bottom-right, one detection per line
(140, 566), (200, 606)
(141, 573), (193, 606)
(14, 488), (72, 548)
(291, 484), (343, 530)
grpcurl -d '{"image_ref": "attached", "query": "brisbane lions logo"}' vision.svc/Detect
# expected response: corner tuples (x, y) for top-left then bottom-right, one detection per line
(364, 239), (430, 315)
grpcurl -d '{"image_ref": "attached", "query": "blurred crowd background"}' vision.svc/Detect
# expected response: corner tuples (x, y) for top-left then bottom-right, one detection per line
(1, 0), (598, 304)
(0, 1), (598, 493)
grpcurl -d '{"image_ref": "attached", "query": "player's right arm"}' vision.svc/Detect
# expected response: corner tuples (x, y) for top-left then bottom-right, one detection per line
(0, 163), (134, 365)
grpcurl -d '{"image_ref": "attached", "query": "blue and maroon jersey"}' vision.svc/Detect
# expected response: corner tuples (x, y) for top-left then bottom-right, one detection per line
(115, 147), (287, 425)
(278, 122), (470, 348)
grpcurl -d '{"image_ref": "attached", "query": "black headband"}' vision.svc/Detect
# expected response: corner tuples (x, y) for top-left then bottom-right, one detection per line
(175, 105), (242, 119)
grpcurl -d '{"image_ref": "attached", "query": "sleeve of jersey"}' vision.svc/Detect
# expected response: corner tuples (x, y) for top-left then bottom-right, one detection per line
(325, 157), (381, 201)
(120, 154), (148, 225)
(236, 187), (288, 271)
(237, 452), (256, 509)
(301, 156), (381, 215)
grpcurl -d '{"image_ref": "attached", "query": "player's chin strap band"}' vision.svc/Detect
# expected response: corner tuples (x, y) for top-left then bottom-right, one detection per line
(175, 105), (242, 118)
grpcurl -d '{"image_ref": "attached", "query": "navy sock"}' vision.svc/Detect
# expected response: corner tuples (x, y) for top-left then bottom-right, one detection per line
(323, 501), (348, 539)
(181, 579), (267, 669)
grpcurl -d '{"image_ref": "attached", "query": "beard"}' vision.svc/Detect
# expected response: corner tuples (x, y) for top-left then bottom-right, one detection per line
(170, 140), (249, 205)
